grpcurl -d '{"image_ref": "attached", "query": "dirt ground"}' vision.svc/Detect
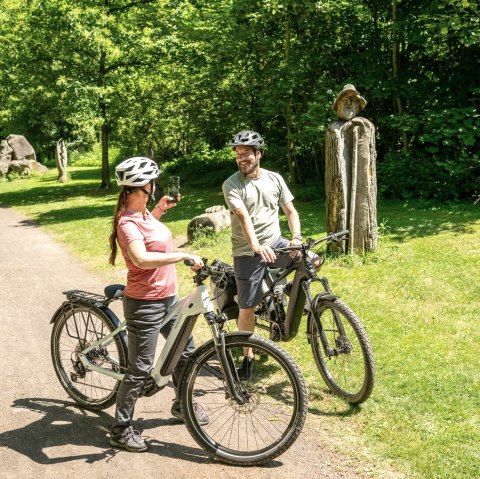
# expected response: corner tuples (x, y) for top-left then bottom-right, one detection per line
(0, 206), (402, 479)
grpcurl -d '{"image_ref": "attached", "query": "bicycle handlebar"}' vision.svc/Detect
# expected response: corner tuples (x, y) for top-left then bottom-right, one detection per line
(273, 230), (349, 254)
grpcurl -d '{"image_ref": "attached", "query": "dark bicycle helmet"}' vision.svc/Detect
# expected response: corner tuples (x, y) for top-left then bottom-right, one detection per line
(228, 130), (265, 150)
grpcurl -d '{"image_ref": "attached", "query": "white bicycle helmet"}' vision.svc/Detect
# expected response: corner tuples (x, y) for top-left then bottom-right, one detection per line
(228, 130), (265, 150)
(115, 157), (160, 187)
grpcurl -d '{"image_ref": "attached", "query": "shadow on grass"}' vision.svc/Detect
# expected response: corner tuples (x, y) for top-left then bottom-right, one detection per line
(1, 169), (478, 240)
(377, 200), (479, 242)
(306, 384), (362, 418)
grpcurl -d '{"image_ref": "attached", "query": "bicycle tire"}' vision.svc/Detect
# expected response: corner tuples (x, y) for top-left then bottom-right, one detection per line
(51, 303), (127, 410)
(308, 299), (375, 404)
(179, 334), (308, 466)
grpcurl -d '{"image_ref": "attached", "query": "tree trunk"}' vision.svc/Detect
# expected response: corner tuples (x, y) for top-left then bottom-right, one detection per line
(392, 0), (409, 152)
(284, 19), (297, 183)
(99, 49), (110, 189)
(187, 207), (231, 242)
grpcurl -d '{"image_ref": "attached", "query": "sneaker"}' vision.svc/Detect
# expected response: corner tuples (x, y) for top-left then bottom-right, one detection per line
(237, 356), (255, 381)
(109, 426), (148, 452)
(284, 281), (293, 297)
(171, 400), (209, 426)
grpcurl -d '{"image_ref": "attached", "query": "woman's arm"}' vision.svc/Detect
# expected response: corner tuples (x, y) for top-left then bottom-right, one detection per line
(127, 240), (203, 270)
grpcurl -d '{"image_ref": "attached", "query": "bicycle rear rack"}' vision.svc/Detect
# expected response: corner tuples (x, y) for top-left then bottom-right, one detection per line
(63, 289), (107, 307)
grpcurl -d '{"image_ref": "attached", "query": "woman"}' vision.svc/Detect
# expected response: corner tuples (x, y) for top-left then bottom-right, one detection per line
(108, 156), (207, 452)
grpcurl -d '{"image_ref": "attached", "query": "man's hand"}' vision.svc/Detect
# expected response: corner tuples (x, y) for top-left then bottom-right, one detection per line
(185, 254), (204, 271)
(288, 238), (302, 259)
(252, 244), (277, 263)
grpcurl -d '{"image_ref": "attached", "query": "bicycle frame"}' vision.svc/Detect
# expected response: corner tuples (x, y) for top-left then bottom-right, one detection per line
(76, 282), (248, 402)
(263, 253), (339, 342)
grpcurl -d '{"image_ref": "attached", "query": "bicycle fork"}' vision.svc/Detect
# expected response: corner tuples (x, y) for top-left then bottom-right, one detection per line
(205, 312), (249, 405)
(306, 277), (347, 358)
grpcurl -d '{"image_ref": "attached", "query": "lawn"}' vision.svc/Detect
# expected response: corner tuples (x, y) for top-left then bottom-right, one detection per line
(1, 167), (479, 479)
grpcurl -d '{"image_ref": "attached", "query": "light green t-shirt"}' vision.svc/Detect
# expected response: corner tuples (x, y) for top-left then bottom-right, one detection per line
(222, 169), (294, 257)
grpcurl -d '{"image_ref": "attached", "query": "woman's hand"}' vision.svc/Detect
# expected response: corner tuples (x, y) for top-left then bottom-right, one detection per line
(156, 194), (182, 212)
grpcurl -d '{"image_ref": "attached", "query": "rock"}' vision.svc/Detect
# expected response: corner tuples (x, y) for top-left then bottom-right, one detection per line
(0, 140), (13, 177)
(9, 159), (32, 176)
(6, 134), (36, 162)
(30, 160), (49, 173)
(187, 205), (231, 241)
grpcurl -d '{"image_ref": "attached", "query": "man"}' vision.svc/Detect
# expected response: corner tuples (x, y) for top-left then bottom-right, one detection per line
(222, 129), (306, 378)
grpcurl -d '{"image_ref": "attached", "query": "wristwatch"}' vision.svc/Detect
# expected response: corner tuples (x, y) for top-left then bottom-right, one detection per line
(292, 234), (303, 241)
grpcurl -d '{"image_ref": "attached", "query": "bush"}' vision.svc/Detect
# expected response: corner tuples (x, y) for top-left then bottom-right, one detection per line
(378, 108), (480, 200)
(69, 143), (123, 167)
(161, 144), (235, 188)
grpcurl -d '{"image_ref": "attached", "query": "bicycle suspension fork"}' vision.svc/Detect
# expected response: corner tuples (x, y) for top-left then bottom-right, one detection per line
(204, 312), (248, 404)
(306, 277), (344, 357)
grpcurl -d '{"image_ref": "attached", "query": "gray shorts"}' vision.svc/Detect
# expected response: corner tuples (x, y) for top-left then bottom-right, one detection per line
(233, 237), (297, 309)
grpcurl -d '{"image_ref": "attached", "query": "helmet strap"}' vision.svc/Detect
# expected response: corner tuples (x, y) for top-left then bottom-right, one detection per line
(139, 181), (156, 205)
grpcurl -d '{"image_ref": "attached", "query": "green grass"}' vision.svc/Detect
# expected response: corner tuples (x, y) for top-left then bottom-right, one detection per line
(1, 167), (480, 479)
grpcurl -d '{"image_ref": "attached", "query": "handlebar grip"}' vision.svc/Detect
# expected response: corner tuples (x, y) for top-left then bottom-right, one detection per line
(183, 259), (194, 266)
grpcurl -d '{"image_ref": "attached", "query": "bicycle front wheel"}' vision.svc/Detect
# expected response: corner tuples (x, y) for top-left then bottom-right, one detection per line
(180, 334), (308, 466)
(51, 303), (127, 410)
(308, 299), (375, 405)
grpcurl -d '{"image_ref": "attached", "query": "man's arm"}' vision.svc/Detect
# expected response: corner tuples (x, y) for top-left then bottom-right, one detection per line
(281, 201), (301, 240)
(233, 207), (277, 263)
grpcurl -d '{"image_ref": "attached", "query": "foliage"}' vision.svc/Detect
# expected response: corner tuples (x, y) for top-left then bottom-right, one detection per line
(0, 0), (478, 196)
(379, 108), (480, 199)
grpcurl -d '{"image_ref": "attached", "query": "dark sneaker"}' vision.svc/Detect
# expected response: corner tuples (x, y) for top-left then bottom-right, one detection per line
(237, 356), (255, 381)
(284, 281), (293, 297)
(109, 426), (148, 452)
(171, 400), (209, 426)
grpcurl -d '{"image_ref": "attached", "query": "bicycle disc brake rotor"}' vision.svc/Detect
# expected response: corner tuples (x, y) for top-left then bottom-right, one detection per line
(336, 335), (353, 355)
(228, 389), (262, 414)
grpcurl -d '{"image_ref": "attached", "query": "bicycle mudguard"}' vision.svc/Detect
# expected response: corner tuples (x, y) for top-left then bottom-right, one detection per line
(49, 301), (127, 352)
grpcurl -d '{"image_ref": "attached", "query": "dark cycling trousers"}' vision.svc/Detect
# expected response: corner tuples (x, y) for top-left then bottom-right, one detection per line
(111, 295), (195, 434)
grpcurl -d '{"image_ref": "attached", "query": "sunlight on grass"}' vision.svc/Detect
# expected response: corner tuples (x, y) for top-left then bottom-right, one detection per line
(1, 168), (480, 479)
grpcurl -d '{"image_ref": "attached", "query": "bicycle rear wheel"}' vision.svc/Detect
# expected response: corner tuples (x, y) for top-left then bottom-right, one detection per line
(51, 303), (127, 410)
(180, 334), (307, 466)
(308, 299), (375, 404)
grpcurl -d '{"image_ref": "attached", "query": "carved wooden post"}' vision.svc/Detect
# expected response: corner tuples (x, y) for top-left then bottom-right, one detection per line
(55, 138), (68, 183)
(325, 85), (377, 254)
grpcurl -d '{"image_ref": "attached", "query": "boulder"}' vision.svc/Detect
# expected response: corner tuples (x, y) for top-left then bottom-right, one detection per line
(0, 140), (12, 177)
(30, 160), (49, 173)
(7, 134), (36, 162)
(9, 159), (32, 176)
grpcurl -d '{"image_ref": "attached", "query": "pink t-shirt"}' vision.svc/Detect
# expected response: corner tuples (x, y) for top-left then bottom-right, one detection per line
(117, 210), (178, 300)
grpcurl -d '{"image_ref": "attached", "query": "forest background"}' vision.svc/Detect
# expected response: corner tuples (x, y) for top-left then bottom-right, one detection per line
(0, 0), (479, 200)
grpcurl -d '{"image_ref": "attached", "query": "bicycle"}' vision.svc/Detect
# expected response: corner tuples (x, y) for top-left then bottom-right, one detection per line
(50, 259), (308, 466)
(210, 230), (375, 405)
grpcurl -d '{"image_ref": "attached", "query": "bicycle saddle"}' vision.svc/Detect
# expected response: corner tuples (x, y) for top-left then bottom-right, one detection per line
(104, 284), (125, 300)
